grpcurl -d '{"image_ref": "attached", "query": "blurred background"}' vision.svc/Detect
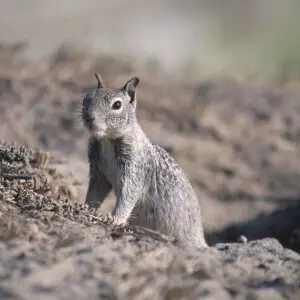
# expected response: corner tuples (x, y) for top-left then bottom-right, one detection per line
(0, 0), (300, 250)
(1, 0), (300, 81)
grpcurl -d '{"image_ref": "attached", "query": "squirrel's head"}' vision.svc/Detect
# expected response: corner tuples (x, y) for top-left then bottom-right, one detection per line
(82, 73), (139, 139)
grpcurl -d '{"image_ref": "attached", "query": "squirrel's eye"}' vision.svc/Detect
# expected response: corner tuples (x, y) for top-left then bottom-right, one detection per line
(112, 100), (122, 110)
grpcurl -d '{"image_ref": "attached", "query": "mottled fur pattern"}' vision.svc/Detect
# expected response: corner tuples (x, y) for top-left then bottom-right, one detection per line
(82, 74), (207, 249)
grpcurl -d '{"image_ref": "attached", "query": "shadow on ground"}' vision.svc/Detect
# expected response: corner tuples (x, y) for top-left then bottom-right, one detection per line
(207, 199), (300, 253)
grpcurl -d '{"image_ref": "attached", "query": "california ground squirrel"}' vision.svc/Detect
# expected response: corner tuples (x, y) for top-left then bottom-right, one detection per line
(82, 73), (207, 249)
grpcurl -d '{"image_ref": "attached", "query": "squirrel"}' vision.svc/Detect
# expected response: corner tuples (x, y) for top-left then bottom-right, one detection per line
(82, 73), (207, 249)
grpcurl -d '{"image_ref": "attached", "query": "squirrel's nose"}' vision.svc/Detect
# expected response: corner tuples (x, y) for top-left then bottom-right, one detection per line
(83, 112), (95, 123)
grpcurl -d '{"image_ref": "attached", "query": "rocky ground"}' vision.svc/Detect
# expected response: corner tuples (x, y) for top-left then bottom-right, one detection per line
(0, 43), (300, 299)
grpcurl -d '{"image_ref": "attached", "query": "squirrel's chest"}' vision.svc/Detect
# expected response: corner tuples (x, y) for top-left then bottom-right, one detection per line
(97, 141), (120, 186)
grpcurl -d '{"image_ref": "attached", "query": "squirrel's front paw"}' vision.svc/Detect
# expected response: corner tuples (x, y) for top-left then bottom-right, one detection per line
(106, 213), (127, 228)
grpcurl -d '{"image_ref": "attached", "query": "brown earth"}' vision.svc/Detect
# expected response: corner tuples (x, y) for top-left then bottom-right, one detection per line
(0, 43), (300, 299)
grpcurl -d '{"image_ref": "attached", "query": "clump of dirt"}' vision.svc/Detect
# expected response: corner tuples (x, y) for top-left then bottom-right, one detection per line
(0, 141), (299, 300)
(0, 141), (80, 203)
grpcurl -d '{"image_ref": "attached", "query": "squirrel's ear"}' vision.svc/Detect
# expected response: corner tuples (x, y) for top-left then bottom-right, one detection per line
(95, 73), (105, 89)
(121, 77), (139, 107)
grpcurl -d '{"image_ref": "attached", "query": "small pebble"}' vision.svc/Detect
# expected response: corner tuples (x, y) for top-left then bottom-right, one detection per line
(237, 235), (248, 243)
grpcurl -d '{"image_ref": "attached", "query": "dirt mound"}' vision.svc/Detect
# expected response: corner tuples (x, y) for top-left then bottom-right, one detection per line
(0, 141), (299, 300)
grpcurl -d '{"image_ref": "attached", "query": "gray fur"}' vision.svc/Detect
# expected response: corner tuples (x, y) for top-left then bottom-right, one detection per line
(82, 74), (207, 249)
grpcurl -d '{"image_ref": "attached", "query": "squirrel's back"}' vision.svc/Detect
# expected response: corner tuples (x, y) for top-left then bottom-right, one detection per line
(128, 141), (207, 248)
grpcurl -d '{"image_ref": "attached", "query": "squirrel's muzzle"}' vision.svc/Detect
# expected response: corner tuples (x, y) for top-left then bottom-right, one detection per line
(82, 111), (95, 123)
(82, 111), (107, 137)
(82, 111), (97, 130)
